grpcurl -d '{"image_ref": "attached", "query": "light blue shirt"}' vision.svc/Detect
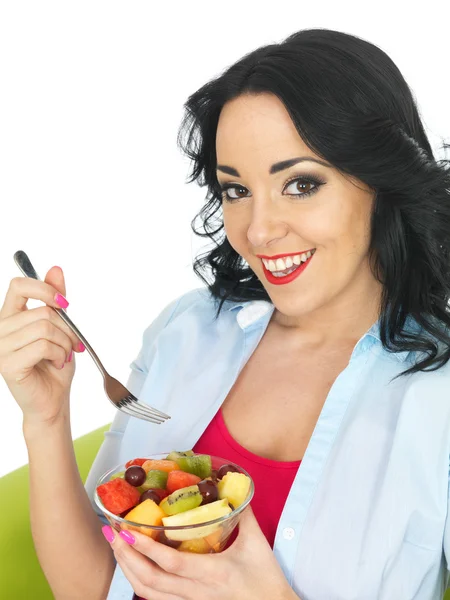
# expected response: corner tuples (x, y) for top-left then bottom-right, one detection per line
(85, 288), (450, 599)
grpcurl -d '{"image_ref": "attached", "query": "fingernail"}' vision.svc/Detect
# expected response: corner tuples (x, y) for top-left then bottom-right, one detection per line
(119, 530), (135, 545)
(66, 350), (73, 363)
(55, 293), (69, 309)
(78, 342), (85, 352)
(60, 363), (65, 370)
(102, 525), (115, 543)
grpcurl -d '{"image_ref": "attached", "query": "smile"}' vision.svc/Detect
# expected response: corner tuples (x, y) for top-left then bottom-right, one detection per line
(261, 250), (315, 274)
(258, 249), (316, 285)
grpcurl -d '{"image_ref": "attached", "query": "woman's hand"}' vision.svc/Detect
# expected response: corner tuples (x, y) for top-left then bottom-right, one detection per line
(0, 267), (84, 428)
(104, 505), (298, 600)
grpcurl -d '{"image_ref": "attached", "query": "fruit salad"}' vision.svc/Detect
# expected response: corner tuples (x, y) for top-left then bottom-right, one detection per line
(95, 451), (253, 554)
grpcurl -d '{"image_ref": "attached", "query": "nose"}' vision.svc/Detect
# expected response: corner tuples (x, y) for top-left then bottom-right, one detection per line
(246, 197), (288, 249)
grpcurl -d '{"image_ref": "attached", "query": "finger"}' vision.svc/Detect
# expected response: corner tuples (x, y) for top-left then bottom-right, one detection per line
(0, 318), (73, 361)
(1, 338), (69, 378)
(118, 529), (205, 579)
(44, 266), (66, 299)
(119, 559), (183, 600)
(0, 276), (69, 319)
(110, 530), (187, 599)
(0, 305), (83, 352)
(234, 505), (271, 553)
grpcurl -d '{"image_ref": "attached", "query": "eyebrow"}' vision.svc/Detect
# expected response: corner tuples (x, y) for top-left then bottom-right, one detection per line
(216, 156), (331, 177)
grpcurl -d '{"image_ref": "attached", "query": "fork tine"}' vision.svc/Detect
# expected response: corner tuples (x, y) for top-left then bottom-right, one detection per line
(123, 395), (171, 420)
(118, 403), (165, 424)
(134, 400), (171, 420)
(120, 396), (168, 422)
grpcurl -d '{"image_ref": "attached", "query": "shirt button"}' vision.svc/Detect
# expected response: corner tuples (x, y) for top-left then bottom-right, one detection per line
(283, 527), (295, 540)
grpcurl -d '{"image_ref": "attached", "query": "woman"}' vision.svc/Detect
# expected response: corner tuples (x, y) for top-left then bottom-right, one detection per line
(2, 27), (450, 599)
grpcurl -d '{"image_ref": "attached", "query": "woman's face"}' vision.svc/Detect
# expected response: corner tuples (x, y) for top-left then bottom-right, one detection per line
(215, 93), (378, 320)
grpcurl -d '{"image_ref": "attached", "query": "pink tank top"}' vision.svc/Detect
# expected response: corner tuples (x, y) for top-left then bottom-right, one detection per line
(133, 408), (301, 599)
(193, 407), (301, 548)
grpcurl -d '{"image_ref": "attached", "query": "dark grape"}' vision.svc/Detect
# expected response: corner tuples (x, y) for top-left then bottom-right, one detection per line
(139, 489), (162, 505)
(125, 465), (146, 487)
(217, 464), (240, 480)
(197, 479), (219, 505)
(210, 469), (219, 482)
(158, 531), (182, 548)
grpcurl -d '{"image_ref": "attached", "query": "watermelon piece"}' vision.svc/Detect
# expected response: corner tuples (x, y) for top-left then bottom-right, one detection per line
(125, 458), (148, 468)
(166, 470), (202, 494)
(97, 478), (140, 515)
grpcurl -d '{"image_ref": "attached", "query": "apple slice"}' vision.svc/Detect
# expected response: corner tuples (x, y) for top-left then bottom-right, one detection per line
(162, 498), (231, 541)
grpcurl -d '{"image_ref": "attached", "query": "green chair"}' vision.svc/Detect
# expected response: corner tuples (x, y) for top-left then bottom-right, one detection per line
(1, 425), (450, 599)
(0, 424), (110, 599)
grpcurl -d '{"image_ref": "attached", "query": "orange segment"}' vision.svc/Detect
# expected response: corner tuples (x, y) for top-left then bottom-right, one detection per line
(121, 499), (165, 539)
(204, 526), (223, 550)
(142, 459), (180, 473)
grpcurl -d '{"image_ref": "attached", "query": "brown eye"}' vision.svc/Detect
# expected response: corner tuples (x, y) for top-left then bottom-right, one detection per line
(284, 177), (322, 198)
(296, 181), (313, 193)
(221, 184), (250, 201)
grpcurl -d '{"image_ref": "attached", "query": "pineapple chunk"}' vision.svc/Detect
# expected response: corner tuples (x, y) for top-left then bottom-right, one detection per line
(217, 472), (251, 509)
(178, 538), (210, 553)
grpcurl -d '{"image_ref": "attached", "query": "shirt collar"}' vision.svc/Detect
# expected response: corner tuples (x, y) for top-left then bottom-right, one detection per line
(226, 299), (274, 329)
(227, 299), (416, 362)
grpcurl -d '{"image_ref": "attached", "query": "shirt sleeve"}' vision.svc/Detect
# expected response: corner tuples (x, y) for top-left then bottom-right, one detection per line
(83, 295), (183, 522)
(442, 459), (450, 589)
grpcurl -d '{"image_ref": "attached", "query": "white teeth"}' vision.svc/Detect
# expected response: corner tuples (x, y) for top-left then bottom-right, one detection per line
(262, 250), (315, 273)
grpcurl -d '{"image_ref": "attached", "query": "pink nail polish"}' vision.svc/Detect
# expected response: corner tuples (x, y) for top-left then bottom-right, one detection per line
(78, 342), (85, 352)
(119, 530), (135, 545)
(67, 350), (73, 363)
(55, 293), (69, 309)
(102, 525), (115, 543)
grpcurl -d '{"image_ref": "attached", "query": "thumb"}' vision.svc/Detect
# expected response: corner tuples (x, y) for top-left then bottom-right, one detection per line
(236, 505), (265, 541)
(44, 266), (67, 299)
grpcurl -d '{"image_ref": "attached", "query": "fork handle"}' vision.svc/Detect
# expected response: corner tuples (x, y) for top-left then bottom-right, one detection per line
(14, 251), (108, 378)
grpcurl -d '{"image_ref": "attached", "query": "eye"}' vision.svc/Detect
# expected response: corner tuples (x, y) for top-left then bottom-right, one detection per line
(220, 184), (250, 202)
(283, 176), (323, 198)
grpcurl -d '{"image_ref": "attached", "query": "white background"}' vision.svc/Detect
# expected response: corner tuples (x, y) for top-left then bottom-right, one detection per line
(0, 1), (449, 477)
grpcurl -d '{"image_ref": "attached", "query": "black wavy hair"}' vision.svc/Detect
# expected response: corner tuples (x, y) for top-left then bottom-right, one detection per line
(177, 28), (450, 375)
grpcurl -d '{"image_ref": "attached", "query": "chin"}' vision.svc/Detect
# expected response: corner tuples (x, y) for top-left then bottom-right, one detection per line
(266, 292), (319, 319)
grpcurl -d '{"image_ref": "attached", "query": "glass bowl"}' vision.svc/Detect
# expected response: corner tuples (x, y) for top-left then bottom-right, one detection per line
(94, 453), (254, 554)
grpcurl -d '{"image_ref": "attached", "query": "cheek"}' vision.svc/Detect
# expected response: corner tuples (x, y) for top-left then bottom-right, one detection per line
(311, 201), (372, 254)
(223, 208), (248, 248)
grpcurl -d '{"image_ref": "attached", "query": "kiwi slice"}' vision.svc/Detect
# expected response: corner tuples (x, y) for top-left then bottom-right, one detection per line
(165, 450), (195, 462)
(110, 471), (125, 481)
(175, 454), (212, 479)
(159, 485), (203, 516)
(138, 469), (168, 492)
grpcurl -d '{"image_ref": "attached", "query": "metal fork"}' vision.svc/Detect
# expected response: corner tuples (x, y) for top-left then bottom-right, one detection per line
(14, 251), (170, 425)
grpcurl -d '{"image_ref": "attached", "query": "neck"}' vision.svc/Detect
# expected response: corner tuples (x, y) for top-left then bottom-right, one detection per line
(271, 278), (383, 348)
